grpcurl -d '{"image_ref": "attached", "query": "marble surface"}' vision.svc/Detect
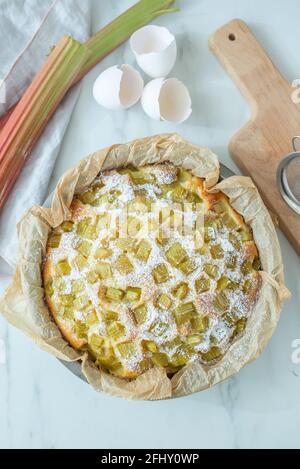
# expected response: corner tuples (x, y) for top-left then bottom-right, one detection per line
(1, 0), (300, 449)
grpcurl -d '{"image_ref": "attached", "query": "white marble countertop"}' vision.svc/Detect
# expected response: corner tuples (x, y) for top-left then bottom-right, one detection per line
(1, 0), (300, 449)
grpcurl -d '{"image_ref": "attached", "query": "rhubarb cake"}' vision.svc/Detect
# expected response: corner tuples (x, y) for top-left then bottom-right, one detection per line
(43, 163), (261, 379)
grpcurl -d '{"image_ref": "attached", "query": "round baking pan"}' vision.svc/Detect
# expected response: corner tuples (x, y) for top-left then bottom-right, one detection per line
(43, 162), (235, 383)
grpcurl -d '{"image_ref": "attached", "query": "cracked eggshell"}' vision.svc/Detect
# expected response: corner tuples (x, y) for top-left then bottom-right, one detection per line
(141, 78), (192, 123)
(93, 64), (144, 110)
(130, 25), (177, 78)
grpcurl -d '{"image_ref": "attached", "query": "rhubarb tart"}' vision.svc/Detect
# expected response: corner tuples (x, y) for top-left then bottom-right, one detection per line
(43, 163), (261, 379)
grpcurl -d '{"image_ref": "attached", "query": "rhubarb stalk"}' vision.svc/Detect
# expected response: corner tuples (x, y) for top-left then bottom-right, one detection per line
(0, 37), (88, 209)
(0, 0), (178, 210)
(76, 0), (179, 82)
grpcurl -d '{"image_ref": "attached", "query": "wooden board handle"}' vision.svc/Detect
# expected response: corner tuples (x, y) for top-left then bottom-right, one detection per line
(209, 19), (288, 116)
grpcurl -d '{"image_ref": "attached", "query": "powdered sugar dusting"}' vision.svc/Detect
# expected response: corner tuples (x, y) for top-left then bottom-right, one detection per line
(44, 163), (261, 376)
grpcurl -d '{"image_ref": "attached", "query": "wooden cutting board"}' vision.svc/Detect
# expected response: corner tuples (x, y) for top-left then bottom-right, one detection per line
(209, 19), (300, 255)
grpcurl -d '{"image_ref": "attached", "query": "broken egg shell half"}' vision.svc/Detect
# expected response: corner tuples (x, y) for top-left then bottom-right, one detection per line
(130, 25), (177, 78)
(93, 64), (144, 110)
(141, 77), (192, 123)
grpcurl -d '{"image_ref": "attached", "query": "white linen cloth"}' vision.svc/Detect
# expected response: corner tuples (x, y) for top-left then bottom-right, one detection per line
(0, 0), (91, 276)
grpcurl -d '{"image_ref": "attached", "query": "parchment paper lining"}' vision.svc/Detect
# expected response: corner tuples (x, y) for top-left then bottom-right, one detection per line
(0, 134), (290, 400)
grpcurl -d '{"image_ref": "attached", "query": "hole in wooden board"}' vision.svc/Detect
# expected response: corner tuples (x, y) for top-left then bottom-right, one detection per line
(228, 33), (236, 41)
